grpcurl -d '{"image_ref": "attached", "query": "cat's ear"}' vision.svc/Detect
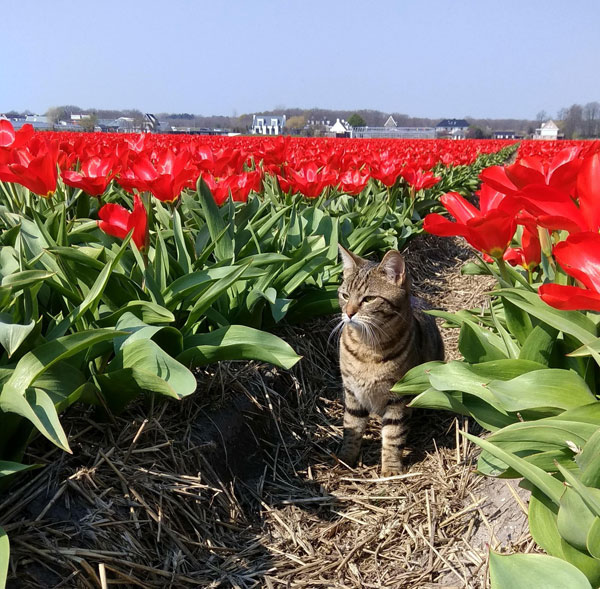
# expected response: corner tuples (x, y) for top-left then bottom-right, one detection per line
(378, 250), (407, 285)
(338, 245), (364, 275)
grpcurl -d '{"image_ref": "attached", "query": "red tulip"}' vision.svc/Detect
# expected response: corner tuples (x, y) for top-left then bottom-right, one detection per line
(0, 120), (34, 151)
(338, 168), (370, 195)
(62, 156), (119, 196)
(576, 152), (600, 232)
(203, 170), (262, 205)
(279, 162), (338, 198)
(98, 194), (148, 250)
(370, 160), (403, 187)
(503, 225), (541, 271)
(118, 150), (197, 202)
(398, 165), (440, 191)
(538, 232), (600, 311)
(0, 141), (59, 197)
(424, 191), (516, 258)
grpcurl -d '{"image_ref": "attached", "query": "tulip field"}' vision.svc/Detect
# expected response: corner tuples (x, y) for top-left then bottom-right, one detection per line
(1, 118), (600, 586)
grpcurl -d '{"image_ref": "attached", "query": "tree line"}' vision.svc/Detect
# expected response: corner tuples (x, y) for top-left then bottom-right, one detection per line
(2, 102), (598, 138)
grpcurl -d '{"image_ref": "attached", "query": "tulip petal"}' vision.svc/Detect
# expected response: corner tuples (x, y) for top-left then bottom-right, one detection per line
(539, 283), (600, 312)
(552, 232), (600, 292)
(440, 192), (480, 223)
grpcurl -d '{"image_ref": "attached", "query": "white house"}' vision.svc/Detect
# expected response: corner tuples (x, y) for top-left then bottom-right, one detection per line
(435, 118), (470, 139)
(329, 118), (350, 136)
(534, 120), (559, 140)
(251, 114), (286, 135)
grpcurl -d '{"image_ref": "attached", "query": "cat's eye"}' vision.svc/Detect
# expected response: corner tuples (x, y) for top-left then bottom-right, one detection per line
(339, 291), (349, 300)
(361, 296), (378, 304)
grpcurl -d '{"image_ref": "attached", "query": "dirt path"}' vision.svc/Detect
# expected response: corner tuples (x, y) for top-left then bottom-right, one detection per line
(3, 236), (532, 589)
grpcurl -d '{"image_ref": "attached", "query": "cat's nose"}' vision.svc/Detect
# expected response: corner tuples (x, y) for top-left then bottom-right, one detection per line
(346, 303), (358, 318)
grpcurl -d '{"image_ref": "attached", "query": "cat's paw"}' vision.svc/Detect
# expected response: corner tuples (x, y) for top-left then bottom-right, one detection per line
(336, 449), (359, 468)
(380, 465), (404, 477)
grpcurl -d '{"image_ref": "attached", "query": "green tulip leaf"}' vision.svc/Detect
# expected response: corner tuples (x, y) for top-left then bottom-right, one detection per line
(0, 526), (8, 589)
(489, 551), (592, 589)
(107, 338), (197, 400)
(463, 432), (564, 504)
(529, 489), (600, 585)
(577, 429), (600, 488)
(495, 289), (597, 345)
(0, 315), (36, 358)
(178, 325), (301, 370)
(487, 369), (596, 412)
(558, 487), (598, 552)
(587, 517), (600, 560)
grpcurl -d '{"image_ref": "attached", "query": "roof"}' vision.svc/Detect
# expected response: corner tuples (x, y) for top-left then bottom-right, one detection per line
(541, 120), (558, 129)
(330, 119), (348, 133)
(436, 119), (469, 128)
(384, 115), (397, 128)
(252, 114), (286, 125)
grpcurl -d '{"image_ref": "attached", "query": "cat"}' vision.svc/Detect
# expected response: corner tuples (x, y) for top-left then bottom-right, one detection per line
(336, 245), (444, 476)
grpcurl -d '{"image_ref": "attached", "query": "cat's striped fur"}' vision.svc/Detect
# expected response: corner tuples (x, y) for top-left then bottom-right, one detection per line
(336, 246), (444, 476)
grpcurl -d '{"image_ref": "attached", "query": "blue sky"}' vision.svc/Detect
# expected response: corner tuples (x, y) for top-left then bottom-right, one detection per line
(2, 0), (599, 119)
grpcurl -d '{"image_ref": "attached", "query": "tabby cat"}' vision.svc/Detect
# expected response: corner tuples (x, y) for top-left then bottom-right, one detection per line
(336, 246), (444, 476)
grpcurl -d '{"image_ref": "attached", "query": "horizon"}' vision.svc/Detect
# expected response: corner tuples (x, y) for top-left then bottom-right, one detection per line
(3, 106), (543, 123)
(2, 0), (599, 120)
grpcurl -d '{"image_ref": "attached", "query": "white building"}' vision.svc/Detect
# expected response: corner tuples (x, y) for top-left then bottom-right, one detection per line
(534, 120), (560, 140)
(435, 118), (470, 139)
(251, 114), (286, 135)
(329, 118), (351, 136)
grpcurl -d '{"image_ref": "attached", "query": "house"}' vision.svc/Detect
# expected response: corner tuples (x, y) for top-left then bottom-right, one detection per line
(329, 118), (351, 137)
(251, 114), (286, 135)
(435, 118), (470, 139)
(493, 130), (520, 139)
(384, 115), (397, 128)
(96, 118), (122, 132)
(23, 115), (53, 130)
(534, 120), (560, 140)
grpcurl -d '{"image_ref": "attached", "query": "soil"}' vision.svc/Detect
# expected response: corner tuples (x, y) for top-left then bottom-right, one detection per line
(2, 235), (535, 588)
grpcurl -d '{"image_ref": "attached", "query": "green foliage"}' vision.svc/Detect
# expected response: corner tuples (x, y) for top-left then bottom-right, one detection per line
(489, 552), (592, 589)
(347, 113), (366, 128)
(0, 142), (516, 587)
(393, 251), (600, 586)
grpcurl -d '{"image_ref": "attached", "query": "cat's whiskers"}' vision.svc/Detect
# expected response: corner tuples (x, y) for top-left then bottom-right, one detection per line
(351, 315), (386, 349)
(327, 319), (345, 348)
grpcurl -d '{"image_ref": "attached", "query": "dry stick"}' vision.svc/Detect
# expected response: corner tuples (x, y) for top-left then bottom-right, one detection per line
(128, 485), (201, 568)
(28, 546), (203, 585)
(123, 418), (149, 463)
(336, 531), (379, 572)
(425, 488), (434, 571)
(339, 472), (423, 483)
(409, 525), (468, 586)
(504, 480), (529, 515)
(98, 563), (108, 589)
(103, 564), (150, 588)
(454, 418), (461, 465)
(99, 450), (141, 531)
(439, 497), (487, 528)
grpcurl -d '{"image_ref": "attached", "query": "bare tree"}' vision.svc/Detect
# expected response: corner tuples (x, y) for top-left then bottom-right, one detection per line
(562, 104), (584, 139)
(583, 101), (600, 137)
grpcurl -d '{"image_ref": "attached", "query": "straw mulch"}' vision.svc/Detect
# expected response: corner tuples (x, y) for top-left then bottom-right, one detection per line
(3, 235), (533, 589)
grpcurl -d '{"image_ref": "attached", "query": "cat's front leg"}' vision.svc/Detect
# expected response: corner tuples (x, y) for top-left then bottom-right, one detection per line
(338, 388), (368, 467)
(380, 398), (410, 476)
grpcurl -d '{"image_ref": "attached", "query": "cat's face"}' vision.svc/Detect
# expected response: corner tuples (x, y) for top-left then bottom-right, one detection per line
(338, 247), (410, 335)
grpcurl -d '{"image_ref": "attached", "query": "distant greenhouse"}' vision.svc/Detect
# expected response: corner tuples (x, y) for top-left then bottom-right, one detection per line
(351, 126), (436, 139)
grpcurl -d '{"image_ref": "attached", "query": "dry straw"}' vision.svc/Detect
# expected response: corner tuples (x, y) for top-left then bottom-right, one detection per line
(3, 236), (532, 588)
